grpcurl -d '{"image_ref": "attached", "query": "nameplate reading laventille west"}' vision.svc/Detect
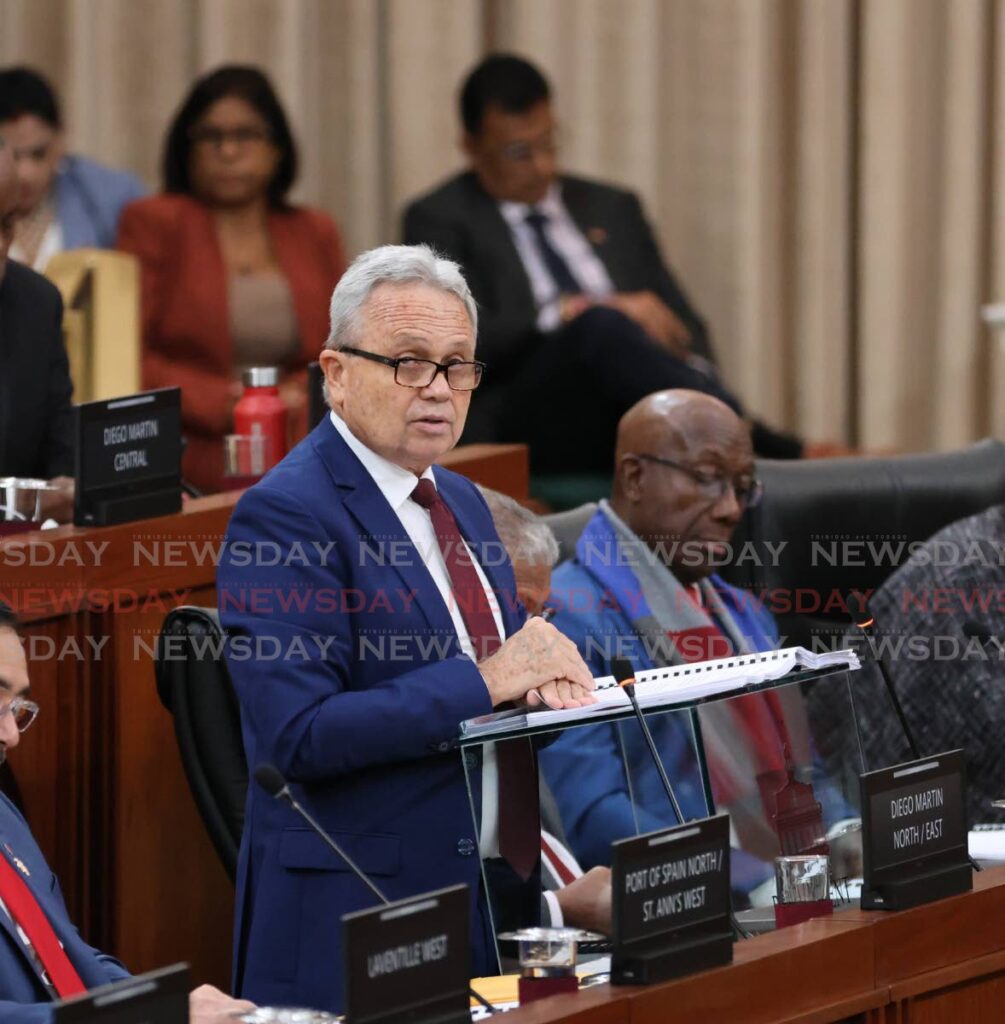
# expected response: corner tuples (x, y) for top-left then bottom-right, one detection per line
(342, 883), (470, 1024)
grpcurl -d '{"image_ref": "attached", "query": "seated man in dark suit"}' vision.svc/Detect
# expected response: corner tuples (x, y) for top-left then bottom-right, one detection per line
(403, 53), (806, 473)
(0, 601), (253, 1023)
(0, 138), (74, 522)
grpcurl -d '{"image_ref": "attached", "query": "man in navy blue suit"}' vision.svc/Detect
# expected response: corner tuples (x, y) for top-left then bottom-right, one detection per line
(0, 602), (252, 1022)
(218, 244), (596, 1014)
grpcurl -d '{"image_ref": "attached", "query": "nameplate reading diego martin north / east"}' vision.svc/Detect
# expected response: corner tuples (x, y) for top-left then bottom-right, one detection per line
(860, 749), (971, 911)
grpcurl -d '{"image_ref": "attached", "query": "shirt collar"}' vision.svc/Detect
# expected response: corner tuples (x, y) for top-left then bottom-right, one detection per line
(328, 410), (434, 511)
(498, 181), (564, 227)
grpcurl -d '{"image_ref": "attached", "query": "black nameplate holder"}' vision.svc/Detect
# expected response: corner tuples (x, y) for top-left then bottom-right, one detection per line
(611, 813), (732, 986)
(343, 884), (469, 1024)
(73, 388), (182, 527)
(860, 749), (971, 911)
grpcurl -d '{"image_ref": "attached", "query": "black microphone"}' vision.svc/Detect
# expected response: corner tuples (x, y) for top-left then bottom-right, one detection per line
(850, 607), (982, 874)
(254, 764), (499, 1014)
(851, 604), (921, 760)
(611, 658), (685, 826)
(609, 661), (751, 941)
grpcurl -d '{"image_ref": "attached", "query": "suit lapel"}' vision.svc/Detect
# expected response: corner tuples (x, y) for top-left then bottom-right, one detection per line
(463, 175), (537, 314)
(0, 842), (58, 995)
(312, 421), (447, 639)
(561, 177), (623, 288)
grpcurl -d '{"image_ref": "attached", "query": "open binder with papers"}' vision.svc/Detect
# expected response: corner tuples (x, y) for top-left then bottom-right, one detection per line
(459, 646), (860, 741)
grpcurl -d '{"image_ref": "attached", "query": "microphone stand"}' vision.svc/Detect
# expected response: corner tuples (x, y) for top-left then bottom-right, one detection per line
(612, 662), (750, 940)
(853, 607), (981, 874)
(262, 769), (500, 1014)
(853, 614), (920, 760)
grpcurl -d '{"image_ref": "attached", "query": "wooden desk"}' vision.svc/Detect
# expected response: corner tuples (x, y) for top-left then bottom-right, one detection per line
(495, 869), (1005, 1024)
(0, 443), (527, 988)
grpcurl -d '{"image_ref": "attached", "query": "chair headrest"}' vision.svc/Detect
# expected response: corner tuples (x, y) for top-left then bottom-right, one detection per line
(544, 502), (598, 564)
(155, 606), (224, 710)
(722, 439), (1005, 619)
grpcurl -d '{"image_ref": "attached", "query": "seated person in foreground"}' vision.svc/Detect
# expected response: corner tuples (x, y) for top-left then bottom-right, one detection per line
(0, 138), (73, 521)
(403, 53), (810, 473)
(0, 602), (252, 1023)
(539, 390), (854, 892)
(817, 503), (1005, 824)
(118, 65), (345, 493)
(0, 66), (145, 268)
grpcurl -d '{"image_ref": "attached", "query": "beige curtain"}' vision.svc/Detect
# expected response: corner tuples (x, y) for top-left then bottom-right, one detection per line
(1, 0), (1003, 451)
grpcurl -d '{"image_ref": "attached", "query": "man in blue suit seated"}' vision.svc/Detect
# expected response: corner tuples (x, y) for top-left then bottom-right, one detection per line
(217, 244), (596, 1013)
(540, 391), (855, 895)
(0, 602), (253, 1022)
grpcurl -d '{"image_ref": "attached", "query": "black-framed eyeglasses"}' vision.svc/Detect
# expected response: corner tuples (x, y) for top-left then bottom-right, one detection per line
(339, 346), (485, 391)
(189, 125), (271, 150)
(631, 453), (764, 509)
(498, 132), (559, 164)
(0, 696), (39, 734)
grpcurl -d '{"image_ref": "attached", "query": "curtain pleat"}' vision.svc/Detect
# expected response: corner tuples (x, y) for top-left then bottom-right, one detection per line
(1, 0), (1003, 451)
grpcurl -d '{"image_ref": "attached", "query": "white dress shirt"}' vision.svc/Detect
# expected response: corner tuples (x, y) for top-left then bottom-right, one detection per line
(499, 182), (614, 331)
(10, 219), (63, 273)
(329, 411), (504, 855)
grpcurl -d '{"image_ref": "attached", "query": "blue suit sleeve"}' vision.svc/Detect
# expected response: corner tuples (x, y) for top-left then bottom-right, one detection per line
(47, 872), (130, 986)
(218, 483), (494, 782)
(0, 1001), (53, 1023)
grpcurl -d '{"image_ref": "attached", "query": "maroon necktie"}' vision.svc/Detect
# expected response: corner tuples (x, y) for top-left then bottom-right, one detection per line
(411, 479), (540, 880)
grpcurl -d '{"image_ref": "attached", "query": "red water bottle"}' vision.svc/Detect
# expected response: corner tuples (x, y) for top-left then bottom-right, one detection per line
(233, 366), (288, 473)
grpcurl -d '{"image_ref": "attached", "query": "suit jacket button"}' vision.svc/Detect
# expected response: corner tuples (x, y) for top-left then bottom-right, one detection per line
(456, 838), (476, 856)
(436, 740), (451, 753)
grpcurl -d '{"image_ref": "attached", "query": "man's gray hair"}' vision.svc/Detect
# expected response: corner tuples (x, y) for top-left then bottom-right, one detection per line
(325, 243), (477, 352)
(479, 486), (559, 567)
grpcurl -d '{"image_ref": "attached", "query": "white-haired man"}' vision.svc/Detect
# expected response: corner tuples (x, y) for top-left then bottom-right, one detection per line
(218, 245), (595, 1014)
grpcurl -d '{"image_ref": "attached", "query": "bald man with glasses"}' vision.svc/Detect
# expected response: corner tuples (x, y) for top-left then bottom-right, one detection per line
(539, 390), (853, 895)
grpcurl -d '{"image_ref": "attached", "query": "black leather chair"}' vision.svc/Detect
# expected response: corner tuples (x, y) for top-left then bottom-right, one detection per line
(545, 440), (1005, 647)
(723, 439), (1005, 646)
(155, 606), (246, 882)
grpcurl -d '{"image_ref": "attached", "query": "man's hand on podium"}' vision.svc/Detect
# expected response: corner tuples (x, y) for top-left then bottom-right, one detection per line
(189, 983), (255, 1023)
(479, 617), (596, 710)
(555, 866), (612, 935)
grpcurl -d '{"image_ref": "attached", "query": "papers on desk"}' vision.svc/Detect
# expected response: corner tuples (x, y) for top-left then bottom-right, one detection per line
(969, 825), (1005, 864)
(460, 646), (860, 739)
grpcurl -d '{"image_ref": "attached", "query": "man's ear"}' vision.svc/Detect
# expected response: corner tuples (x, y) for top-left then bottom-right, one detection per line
(318, 349), (346, 407)
(619, 457), (644, 504)
(461, 131), (478, 161)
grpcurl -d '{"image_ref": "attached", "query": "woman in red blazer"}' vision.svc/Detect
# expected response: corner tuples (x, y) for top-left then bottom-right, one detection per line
(118, 66), (345, 493)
